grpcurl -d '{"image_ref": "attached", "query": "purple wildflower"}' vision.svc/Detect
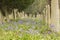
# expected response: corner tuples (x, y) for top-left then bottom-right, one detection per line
(50, 24), (55, 27)
(7, 26), (14, 31)
(26, 29), (39, 35)
(18, 20), (23, 24)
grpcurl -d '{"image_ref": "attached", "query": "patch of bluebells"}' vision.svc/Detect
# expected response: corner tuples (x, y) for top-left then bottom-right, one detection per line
(4, 26), (14, 31)
(25, 28), (39, 35)
(17, 20), (24, 24)
(0, 18), (48, 35)
(0, 22), (5, 25)
(13, 22), (17, 25)
(50, 24), (55, 28)
(0, 23), (7, 29)
(32, 21), (37, 25)
(47, 30), (52, 34)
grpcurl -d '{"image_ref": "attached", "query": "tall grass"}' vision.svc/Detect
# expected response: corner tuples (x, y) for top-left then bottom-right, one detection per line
(0, 18), (60, 40)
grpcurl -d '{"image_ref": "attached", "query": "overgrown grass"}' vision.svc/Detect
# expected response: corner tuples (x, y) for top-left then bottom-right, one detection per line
(0, 29), (60, 40)
(0, 18), (60, 40)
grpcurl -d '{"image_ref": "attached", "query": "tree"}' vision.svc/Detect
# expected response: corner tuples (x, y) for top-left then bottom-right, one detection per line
(0, 0), (34, 21)
(51, 0), (60, 32)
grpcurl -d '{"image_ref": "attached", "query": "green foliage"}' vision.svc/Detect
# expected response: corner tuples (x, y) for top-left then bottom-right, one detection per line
(0, 18), (60, 40)
(0, 29), (60, 40)
(0, 0), (34, 10)
(24, 0), (48, 15)
(0, 0), (34, 17)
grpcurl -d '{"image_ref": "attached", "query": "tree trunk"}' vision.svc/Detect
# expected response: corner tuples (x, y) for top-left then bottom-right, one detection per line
(3, 7), (9, 22)
(43, 7), (47, 25)
(13, 10), (15, 20)
(51, 0), (60, 32)
(47, 5), (51, 26)
(0, 10), (3, 23)
(13, 9), (18, 20)
(45, 5), (48, 25)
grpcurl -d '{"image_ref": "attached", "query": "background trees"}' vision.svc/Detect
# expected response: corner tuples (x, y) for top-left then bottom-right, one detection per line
(0, 0), (60, 33)
(0, 0), (34, 21)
